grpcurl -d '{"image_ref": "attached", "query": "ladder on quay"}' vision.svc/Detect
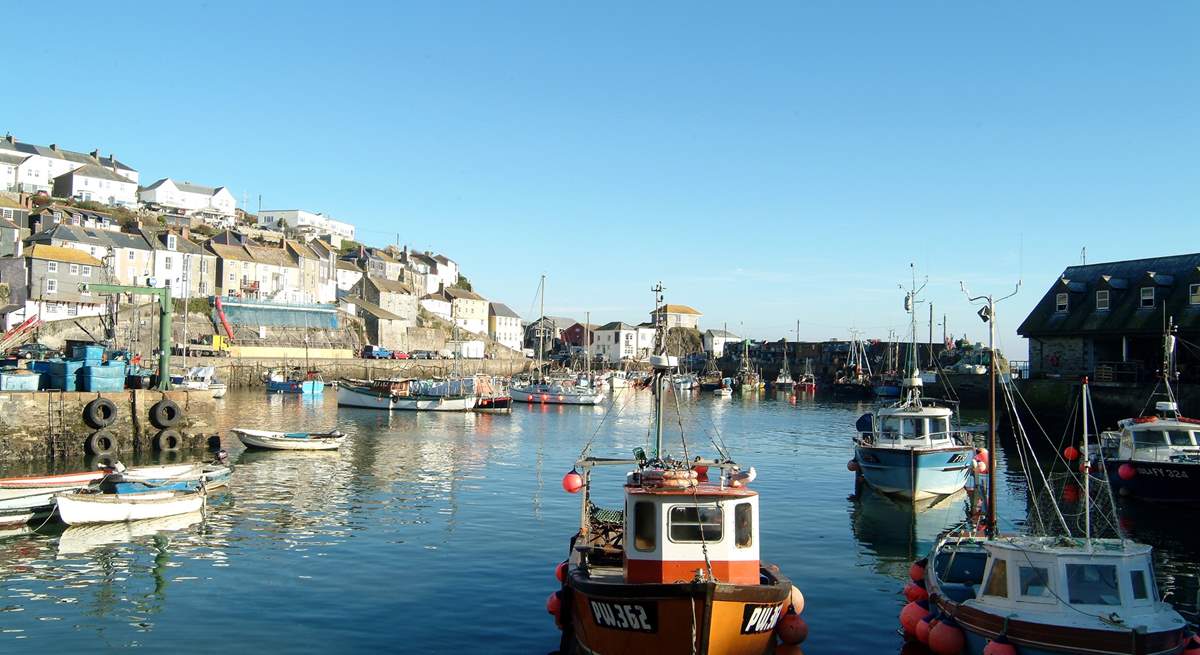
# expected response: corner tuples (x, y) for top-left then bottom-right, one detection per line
(46, 391), (69, 459)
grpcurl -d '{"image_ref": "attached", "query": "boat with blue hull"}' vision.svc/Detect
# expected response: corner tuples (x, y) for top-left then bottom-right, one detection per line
(266, 369), (325, 395)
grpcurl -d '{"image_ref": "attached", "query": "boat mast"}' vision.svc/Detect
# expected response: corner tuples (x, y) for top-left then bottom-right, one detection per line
(652, 282), (666, 459)
(1163, 315), (1179, 412)
(1082, 376), (1092, 549)
(585, 310), (590, 376)
(538, 274), (545, 378)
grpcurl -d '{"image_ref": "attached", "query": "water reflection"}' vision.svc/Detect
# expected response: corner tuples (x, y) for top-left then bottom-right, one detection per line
(849, 485), (971, 581)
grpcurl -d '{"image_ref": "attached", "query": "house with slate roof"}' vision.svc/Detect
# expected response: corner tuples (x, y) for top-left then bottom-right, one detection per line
(0, 134), (137, 194)
(22, 244), (107, 324)
(52, 163), (138, 207)
(26, 224), (153, 287)
(353, 275), (418, 328)
(488, 302), (523, 352)
(1018, 253), (1200, 383)
(704, 328), (740, 357)
(139, 178), (237, 228)
(142, 229), (218, 298)
(650, 303), (703, 330)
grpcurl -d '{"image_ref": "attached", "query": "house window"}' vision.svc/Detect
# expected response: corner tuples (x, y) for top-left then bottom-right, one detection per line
(1190, 283), (1200, 305)
(735, 502), (753, 548)
(47, 262), (58, 273)
(82, 265), (91, 277)
(165, 256), (173, 271)
(633, 501), (656, 552)
(1066, 564), (1120, 605)
(668, 506), (722, 543)
(199, 281), (208, 295)
(45, 279), (57, 294)
(200, 258), (209, 273)
(167, 234), (177, 251)
(69, 264), (79, 275)
(1096, 290), (1109, 311)
(1140, 287), (1155, 309)
(67, 303), (78, 317)
(127, 250), (134, 261)
(983, 559), (1008, 598)
(1055, 293), (1068, 313)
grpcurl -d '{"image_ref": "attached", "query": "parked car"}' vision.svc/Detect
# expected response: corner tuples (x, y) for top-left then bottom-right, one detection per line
(361, 345), (393, 359)
(391, 351), (410, 360)
(411, 350), (435, 360)
(11, 343), (57, 360)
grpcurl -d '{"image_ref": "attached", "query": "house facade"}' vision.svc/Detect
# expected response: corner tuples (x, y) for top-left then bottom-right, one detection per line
(26, 224), (154, 287)
(0, 135), (137, 193)
(704, 329), (740, 357)
(342, 296), (406, 351)
(139, 178), (237, 227)
(52, 164), (138, 207)
(593, 322), (639, 363)
(444, 287), (487, 335)
(335, 260), (363, 294)
(651, 304), (702, 330)
(258, 209), (355, 242)
(23, 244), (106, 323)
(356, 275), (418, 326)
(1017, 253), (1200, 383)
(488, 303), (523, 352)
(143, 230), (218, 298)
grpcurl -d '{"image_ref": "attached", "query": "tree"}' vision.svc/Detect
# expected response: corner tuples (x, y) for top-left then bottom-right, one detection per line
(452, 274), (473, 292)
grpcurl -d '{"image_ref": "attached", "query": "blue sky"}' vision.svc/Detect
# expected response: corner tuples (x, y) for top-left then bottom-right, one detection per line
(10, 1), (1197, 355)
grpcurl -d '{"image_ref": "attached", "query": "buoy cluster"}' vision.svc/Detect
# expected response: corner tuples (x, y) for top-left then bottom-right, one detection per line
(972, 448), (989, 475)
(641, 468), (700, 489)
(900, 558), (967, 655)
(547, 561), (569, 630)
(774, 585), (808, 653)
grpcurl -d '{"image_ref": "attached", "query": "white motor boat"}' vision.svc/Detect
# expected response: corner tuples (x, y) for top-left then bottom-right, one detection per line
(55, 489), (206, 525)
(510, 382), (606, 406)
(337, 379), (477, 411)
(232, 428), (346, 451)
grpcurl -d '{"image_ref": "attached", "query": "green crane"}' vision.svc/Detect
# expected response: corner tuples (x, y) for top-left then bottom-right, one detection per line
(78, 282), (173, 391)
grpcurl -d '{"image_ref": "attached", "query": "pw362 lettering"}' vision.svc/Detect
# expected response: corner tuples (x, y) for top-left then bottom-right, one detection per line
(589, 600), (656, 632)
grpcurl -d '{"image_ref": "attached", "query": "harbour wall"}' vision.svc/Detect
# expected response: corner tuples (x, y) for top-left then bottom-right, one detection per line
(0, 389), (215, 462)
(199, 356), (534, 388)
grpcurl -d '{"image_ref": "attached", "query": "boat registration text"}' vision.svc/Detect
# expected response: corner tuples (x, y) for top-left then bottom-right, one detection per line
(589, 600), (655, 632)
(741, 603), (785, 634)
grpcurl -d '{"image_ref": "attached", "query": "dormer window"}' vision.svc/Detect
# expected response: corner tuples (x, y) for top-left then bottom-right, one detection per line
(1096, 290), (1109, 311)
(1140, 287), (1155, 309)
(1190, 283), (1200, 305)
(167, 234), (178, 251)
(1055, 293), (1068, 313)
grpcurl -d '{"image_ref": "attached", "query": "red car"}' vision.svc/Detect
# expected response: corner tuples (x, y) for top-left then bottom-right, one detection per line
(391, 351), (410, 360)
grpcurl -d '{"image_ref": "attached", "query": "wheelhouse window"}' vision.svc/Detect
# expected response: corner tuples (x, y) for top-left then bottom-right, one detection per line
(930, 417), (950, 437)
(1167, 430), (1195, 447)
(1096, 290), (1109, 311)
(1140, 287), (1155, 309)
(1055, 293), (1068, 313)
(735, 503), (753, 548)
(1019, 566), (1051, 598)
(983, 559), (1008, 598)
(1133, 430), (1167, 450)
(669, 506), (722, 543)
(633, 501), (656, 552)
(1130, 569), (1149, 601)
(1066, 563), (1120, 605)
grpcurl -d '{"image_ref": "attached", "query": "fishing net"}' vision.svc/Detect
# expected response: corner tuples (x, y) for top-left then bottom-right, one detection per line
(1025, 471), (1123, 541)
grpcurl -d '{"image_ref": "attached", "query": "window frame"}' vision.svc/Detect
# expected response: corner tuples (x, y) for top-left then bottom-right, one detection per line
(735, 502), (753, 548)
(1190, 283), (1200, 306)
(983, 558), (1009, 598)
(1095, 289), (1109, 311)
(1018, 565), (1054, 603)
(1055, 292), (1069, 313)
(668, 505), (723, 544)
(633, 501), (656, 552)
(47, 261), (58, 273)
(1140, 287), (1155, 309)
(1066, 563), (1122, 606)
(45, 278), (58, 294)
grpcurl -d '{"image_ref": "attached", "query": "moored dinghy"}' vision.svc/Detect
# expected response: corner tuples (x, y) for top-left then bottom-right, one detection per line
(55, 489), (206, 525)
(233, 428), (346, 451)
(0, 469), (109, 526)
(553, 284), (808, 655)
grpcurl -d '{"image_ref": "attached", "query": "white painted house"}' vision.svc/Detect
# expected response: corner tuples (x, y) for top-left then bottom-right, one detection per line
(704, 329), (740, 357)
(52, 164), (138, 207)
(258, 209), (355, 242)
(0, 135), (137, 193)
(139, 178), (237, 227)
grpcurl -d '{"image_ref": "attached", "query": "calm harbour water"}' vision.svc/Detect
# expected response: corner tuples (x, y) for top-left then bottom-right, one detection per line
(0, 389), (1196, 653)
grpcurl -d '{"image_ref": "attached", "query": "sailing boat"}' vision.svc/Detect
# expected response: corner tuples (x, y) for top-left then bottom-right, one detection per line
(1097, 317), (1200, 502)
(913, 287), (1189, 655)
(772, 333), (794, 391)
(511, 275), (605, 406)
(852, 278), (974, 501)
(551, 283), (808, 654)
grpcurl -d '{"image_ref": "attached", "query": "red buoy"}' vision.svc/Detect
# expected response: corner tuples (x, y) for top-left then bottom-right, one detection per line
(1182, 634), (1200, 655)
(847, 459), (861, 472)
(562, 469), (584, 493)
(983, 636), (1018, 655)
(904, 581), (928, 603)
(915, 614), (935, 644)
(1064, 446), (1080, 461)
(1118, 463), (1137, 481)
(1062, 482), (1081, 504)
(899, 600), (928, 635)
(776, 609), (809, 645)
(546, 591), (562, 617)
(555, 561), (568, 583)
(929, 618), (966, 655)
(909, 559), (927, 582)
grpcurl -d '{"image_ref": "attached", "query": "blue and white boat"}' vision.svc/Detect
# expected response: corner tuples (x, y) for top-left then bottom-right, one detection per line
(266, 369), (325, 395)
(104, 462), (232, 494)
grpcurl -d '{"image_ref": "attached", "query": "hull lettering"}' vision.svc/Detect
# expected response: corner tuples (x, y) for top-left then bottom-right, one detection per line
(589, 600), (656, 633)
(741, 602), (784, 634)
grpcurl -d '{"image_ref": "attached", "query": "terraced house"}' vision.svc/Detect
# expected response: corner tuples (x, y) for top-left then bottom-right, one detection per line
(22, 244), (106, 323)
(0, 135), (137, 194)
(26, 224), (154, 287)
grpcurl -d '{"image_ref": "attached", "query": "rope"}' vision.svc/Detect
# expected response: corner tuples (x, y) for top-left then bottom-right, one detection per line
(669, 383), (715, 582)
(578, 376), (639, 460)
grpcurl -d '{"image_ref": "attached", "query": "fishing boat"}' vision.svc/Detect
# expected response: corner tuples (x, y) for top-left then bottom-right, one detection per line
(852, 281), (974, 501)
(1096, 319), (1200, 503)
(713, 378), (734, 398)
(552, 284), (808, 654)
(172, 365), (227, 398)
(266, 368), (325, 395)
(56, 488), (206, 525)
(232, 428), (346, 451)
(0, 470), (107, 526)
(338, 378), (478, 411)
(830, 333), (874, 399)
(794, 358), (817, 394)
(772, 333), (794, 390)
(512, 275), (607, 406)
(473, 375), (512, 413)
(733, 339), (764, 393)
(671, 372), (696, 391)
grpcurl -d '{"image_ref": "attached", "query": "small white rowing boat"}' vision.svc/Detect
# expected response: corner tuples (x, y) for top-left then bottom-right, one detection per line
(232, 428), (346, 451)
(55, 489), (206, 525)
(0, 470), (108, 525)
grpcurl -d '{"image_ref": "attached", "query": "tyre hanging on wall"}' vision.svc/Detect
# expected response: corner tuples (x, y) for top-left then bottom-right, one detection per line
(149, 399), (181, 429)
(153, 429), (182, 452)
(83, 398), (118, 429)
(85, 430), (117, 457)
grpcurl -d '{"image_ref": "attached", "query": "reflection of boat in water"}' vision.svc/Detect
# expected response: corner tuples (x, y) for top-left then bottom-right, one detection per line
(57, 510), (203, 556)
(849, 484), (970, 580)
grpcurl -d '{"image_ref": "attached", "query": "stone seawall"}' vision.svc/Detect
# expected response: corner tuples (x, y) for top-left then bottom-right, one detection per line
(197, 356), (533, 388)
(0, 389), (215, 462)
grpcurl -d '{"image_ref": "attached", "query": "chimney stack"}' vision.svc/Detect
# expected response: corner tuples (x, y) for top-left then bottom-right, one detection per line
(3, 134), (13, 144)
(89, 149), (100, 160)
(49, 144), (57, 151)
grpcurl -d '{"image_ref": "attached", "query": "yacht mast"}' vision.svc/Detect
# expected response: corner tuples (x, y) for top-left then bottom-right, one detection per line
(538, 274), (545, 377)
(1082, 377), (1092, 549)
(652, 282), (666, 458)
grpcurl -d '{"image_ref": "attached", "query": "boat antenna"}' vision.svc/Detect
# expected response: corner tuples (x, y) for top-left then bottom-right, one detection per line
(537, 274), (546, 380)
(651, 281), (667, 459)
(961, 279), (1021, 538)
(1163, 314), (1179, 414)
(901, 263), (928, 403)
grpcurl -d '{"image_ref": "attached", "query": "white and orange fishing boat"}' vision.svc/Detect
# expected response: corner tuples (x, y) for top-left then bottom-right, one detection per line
(549, 284), (808, 655)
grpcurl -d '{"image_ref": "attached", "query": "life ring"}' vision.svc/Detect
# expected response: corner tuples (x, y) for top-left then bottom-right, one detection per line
(83, 398), (117, 429)
(153, 429), (182, 452)
(85, 430), (117, 457)
(149, 399), (181, 429)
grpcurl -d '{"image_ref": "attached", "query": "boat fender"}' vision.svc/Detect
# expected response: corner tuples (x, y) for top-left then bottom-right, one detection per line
(1182, 634), (1200, 655)
(546, 590), (562, 618)
(788, 586), (805, 614)
(555, 561), (568, 583)
(915, 612), (936, 645)
(1118, 463), (1136, 480)
(904, 580), (928, 602)
(561, 469), (584, 493)
(85, 430), (117, 457)
(91, 453), (119, 471)
(899, 600), (928, 636)
(82, 398), (117, 429)
(847, 459), (860, 472)
(149, 399), (182, 429)
(909, 558), (927, 582)
(928, 617), (965, 655)
(982, 635), (1017, 655)
(776, 607), (808, 645)
(154, 429), (182, 452)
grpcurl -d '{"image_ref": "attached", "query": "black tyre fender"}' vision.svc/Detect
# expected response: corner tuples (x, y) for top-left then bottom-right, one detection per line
(85, 430), (117, 457)
(149, 399), (181, 429)
(154, 429), (182, 452)
(82, 398), (118, 429)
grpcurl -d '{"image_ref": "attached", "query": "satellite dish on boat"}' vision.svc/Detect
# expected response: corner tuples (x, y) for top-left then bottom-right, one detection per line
(1155, 401), (1178, 413)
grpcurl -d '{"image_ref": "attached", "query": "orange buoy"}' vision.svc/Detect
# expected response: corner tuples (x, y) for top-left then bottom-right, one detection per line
(562, 469), (584, 493)
(1118, 463), (1137, 481)
(899, 600), (928, 635)
(983, 635), (1017, 655)
(776, 608), (808, 645)
(929, 618), (966, 655)
(788, 586), (805, 614)
(904, 580), (928, 603)
(555, 561), (568, 583)
(909, 559), (927, 582)
(847, 459), (860, 472)
(1063, 445), (1080, 461)
(915, 614), (935, 645)
(1182, 634), (1200, 655)
(546, 591), (562, 617)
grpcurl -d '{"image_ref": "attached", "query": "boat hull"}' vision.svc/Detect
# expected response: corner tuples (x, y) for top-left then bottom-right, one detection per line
(474, 396), (512, 413)
(267, 380), (324, 395)
(1102, 459), (1200, 503)
(233, 429), (345, 450)
(0, 470), (108, 517)
(336, 384), (477, 411)
(511, 387), (605, 405)
(564, 567), (792, 655)
(56, 490), (205, 525)
(854, 444), (972, 500)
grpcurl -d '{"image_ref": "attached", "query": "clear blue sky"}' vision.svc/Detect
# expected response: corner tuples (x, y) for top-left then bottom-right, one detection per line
(11, 1), (1197, 355)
